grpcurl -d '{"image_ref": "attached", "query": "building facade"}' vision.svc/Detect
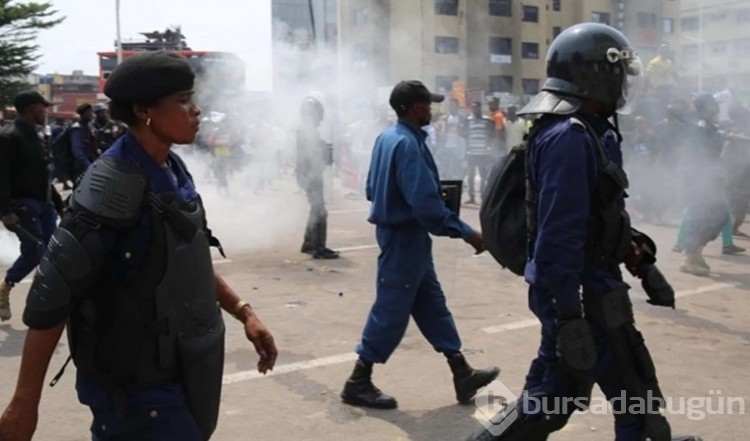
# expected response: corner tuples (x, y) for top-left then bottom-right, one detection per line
(680, 0), (750, 93)
(305, 0), (680, 100)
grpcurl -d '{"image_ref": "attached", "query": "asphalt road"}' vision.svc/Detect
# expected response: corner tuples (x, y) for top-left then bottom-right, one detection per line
(0, 174), (747, 440)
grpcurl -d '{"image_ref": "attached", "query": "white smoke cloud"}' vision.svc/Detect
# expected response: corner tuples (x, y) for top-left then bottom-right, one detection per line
(0, 231), (19, 266)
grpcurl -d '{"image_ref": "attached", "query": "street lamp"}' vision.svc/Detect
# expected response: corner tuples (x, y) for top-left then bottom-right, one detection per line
(115, 0), (123, 64)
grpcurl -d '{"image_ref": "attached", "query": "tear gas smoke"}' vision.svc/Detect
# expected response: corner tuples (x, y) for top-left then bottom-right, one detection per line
(0, 232), (20, 266)
(173, 4), (397, 256)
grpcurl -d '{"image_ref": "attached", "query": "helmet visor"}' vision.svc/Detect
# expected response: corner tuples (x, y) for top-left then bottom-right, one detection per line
(614, 50), (644, 115)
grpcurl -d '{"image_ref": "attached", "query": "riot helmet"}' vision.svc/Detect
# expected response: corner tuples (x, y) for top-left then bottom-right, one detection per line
(521, 22), (643, 116)
(693, 93), (719, 121)
(300, 96), (324, 126)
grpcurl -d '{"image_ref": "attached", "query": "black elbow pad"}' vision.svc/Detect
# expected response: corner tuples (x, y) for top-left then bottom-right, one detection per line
(23, 226), (103, 328)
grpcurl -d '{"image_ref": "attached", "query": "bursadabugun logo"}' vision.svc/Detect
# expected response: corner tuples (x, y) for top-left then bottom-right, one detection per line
(473, 380), (519, 436)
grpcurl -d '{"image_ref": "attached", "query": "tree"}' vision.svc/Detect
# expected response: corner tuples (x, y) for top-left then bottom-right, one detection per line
(0, 1), (63, 107)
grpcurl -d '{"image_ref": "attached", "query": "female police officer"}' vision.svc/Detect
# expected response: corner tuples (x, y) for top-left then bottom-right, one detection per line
(0, 51), (277, 441)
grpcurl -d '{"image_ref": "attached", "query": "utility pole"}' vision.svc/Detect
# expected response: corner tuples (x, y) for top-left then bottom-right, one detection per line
(698, 0), (704, 92)
(116, 0), (123, 64)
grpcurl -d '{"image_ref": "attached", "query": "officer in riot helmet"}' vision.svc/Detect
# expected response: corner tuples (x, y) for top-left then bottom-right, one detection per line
(0, 51), (277, 441)
(296, 94), (339, 259)
(465, 23), (701, 441)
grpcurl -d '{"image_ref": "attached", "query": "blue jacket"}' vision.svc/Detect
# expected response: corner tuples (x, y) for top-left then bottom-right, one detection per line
(366, 120), (473, 239)
(524, 114), (629, 317)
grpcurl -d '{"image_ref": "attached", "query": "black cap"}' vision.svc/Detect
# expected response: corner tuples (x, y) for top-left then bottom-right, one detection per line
(389, 80), (444, 112)
(104, 51), (195, 103)
(76, 103), (93, 115)
(13, 90), (51, 111)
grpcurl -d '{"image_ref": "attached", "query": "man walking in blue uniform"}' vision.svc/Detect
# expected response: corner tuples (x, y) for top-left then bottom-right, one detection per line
(341, 81), (499, 409)
(465, 23), (701, 441)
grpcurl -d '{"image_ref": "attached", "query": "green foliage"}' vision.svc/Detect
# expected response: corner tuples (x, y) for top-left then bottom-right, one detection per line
(0, 1), (64, 106)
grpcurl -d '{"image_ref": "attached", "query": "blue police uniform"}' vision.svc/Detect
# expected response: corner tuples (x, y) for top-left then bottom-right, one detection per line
(67, 133), (202, 441)
(356, 119), (474, 364)
(71, 123), (94, 179)
(522, 114), (642, 439)
(0, 120), (60, 286)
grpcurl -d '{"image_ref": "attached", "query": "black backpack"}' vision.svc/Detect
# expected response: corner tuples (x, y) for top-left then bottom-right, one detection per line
(479, 116), (605, 275)
(51, 125), (77, 179)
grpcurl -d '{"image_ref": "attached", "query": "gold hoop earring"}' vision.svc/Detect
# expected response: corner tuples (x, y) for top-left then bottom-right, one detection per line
(146, 117), (151, 127)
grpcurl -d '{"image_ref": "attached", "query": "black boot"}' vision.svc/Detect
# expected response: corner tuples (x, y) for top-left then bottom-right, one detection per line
(447, 353), (500, 404)
(313, 246), (340, 259)
(341, 359), (397, 409)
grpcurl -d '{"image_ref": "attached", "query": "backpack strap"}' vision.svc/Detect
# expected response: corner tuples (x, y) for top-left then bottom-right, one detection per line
(569, 116), (630, 190)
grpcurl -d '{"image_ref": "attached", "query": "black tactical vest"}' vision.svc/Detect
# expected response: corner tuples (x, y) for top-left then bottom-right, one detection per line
(66, 156), (224, 439)
(527, 116), (632, 272)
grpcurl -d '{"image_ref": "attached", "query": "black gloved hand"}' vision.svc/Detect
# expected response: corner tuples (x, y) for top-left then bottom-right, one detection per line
(556, 318), (597, 381)
(634, 263), (676, 309)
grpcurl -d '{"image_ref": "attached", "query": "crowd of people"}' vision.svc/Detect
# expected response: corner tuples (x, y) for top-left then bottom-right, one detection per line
(618, 52), (750, 276)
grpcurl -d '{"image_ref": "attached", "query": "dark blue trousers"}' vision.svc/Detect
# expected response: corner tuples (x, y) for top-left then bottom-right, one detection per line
(4, 198), (57, 284)
(356, 225), (462, 363)
(90, 404), (202, 441)
(519, 283), (643, 440)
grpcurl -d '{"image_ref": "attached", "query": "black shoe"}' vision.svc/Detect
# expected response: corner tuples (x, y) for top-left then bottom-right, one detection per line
(447, 353), (500, 404)
(465, 427), (502, 441)
(301, 245), (315, 254)
(722, 244), (745, 255)
(341, 360), (398, 409)
(312, 247), (340, 259)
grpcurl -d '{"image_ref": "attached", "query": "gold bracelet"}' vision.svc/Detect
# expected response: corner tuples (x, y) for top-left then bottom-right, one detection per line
(232, 300), (251, 321)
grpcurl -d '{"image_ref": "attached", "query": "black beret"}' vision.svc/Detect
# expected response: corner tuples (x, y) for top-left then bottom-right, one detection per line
(104, 51), (195, 103)
(14, 90), (51, 111)
(76, 103), (92, 115)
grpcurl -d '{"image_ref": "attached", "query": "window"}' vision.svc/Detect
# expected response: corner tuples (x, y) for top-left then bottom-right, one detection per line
(523, 5), (539, 22)
(662, 18), (674, 34)
(681, 16), (699, 30)
(352, 43), (368, 68)
(435, 75), (459, 93)
(553, 26), (562, 38)
(591, 11), (611, 25)
(489, 75), (513, 93)
(435, 36), (459, 54)
(637, 12), (657, 29)
(522, 42), (540, 59)
(435, 0), (458, 16)
(711, 42), (727, 55)
(489, 0), (512, 17)
(681, 44), (699, 64)
(489, 37), (512, 63)
(706, 12), (727, 23)
(735, 38), (750, 56)
(522, 79), (540, 95)
(489, 37), (512, 55)
(553, 0), (561, 11)
(353, 8), (368, 25)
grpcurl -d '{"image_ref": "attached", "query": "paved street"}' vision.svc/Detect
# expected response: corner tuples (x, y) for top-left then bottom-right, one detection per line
(0, 172), (748, 440)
